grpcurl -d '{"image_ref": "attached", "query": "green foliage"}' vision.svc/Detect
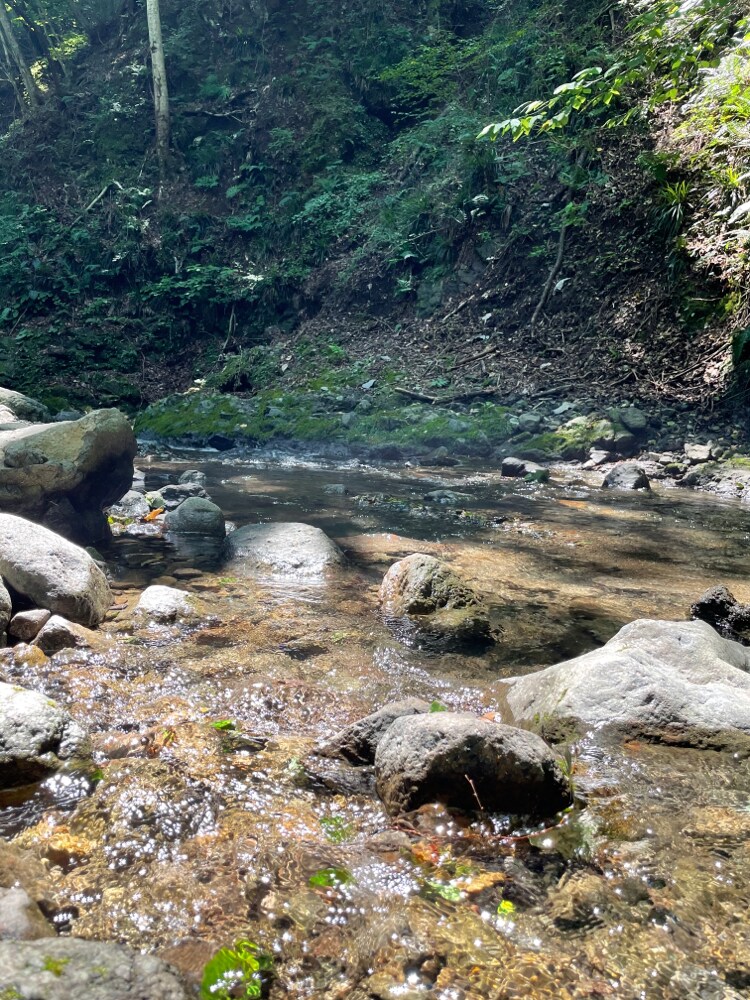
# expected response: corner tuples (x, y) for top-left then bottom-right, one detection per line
(309, 866), (353, 888)
(211, 719), (236, 731)
(319, 815), (354, 843)
(200, 940), (273, 1000)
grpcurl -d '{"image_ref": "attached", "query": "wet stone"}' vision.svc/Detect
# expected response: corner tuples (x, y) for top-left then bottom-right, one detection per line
(9, 609), (52, 642)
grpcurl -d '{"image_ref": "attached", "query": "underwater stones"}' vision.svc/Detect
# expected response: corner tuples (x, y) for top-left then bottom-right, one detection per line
(319, 699), (432, 764)
(0, 682), (88, 786)
(134, 585), (194, 623)
(179, 468), (207, 486)
(0, 408), (136, 542)
(107, 489), (150, 520)
(0, 514), (112, 626)
(0, 938), (188, 999)
(374, 712), (571, 817)
(379, 553), (493, 650)
(225, 522), (344, 576)
(502, 619), (750, 749)
(602, 462), (651, 491)
(164, 496), (225, 537)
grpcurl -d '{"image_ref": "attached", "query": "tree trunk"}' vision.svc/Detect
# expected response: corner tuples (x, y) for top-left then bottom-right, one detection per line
(0, 1), (39, 107)
(146, 0), (169, 173)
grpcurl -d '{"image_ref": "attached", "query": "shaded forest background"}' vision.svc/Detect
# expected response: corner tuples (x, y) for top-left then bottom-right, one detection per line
(0, 0), (749, 414)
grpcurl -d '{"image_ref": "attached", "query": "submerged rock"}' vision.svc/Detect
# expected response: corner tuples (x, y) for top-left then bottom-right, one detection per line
(135, 585), (194, 622)
(164, 496), (225, 537)
(602, 462), (650, 491)
(374, 712), (571, 817)
(0, 938), (188, 999)
(319, 699), (432, 764)
(379, 553), (493, 650)
(0, 682), (88, 786)
(179, 468), (207, 486)
(0, 514), (112, 626)
(0, 408), (136, 542)
(225, 522), (344, 576)
(107, 489), (150, 520)
(502, 619), (750, 749)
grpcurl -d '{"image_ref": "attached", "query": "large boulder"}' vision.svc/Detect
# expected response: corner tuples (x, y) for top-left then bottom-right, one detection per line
(319, 699), (432, 764)
(165, 496), (225, 537)
(0, 387), (50, 423)
(374, 712), (571, 817)
(0, 577), (11, 636)
(379, 553), (493, 650)
(0, 682), (88, 786)
(502, 619), (750, 749)
(0, 408), (136, 542)
(225, 522), (344, 576)
(0, 938), (188, 999)
(0, 514), (111, 626)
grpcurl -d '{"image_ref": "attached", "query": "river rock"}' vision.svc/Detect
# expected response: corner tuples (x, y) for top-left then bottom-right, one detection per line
(0, 577), (10, 635)
(0, 514), (111, 626)
(107, 489), (150, 520)
(602, 462), (651, 490)
(502, 619), (750, 749)
(225, 522), (344, 576)
(0, 408), (136, 542)
(319, 699), (432, 764)
(690, 584), (750, 642)
(160, 482), (210, 510)
(0, 938), (188, 999)
(179, 469), (206, 486)
(0, 887), (53, 940)
(0, 682), (88, 785)
(379, 553), (493, 649)
(9, 608), (51, 642)
(374, 712), (571, 816)
(618, 407), (649, 434)
(164, 496), (225, 537)
(134, 585), (194, 622)
(501, 456), (545, 478)
(32, 615), (101, 655)
(0, 387), (50, 423)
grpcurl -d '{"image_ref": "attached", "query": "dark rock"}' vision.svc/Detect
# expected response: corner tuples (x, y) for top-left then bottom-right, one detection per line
(690, 585), (750, 642)
(371, 444), (403, 461)
(164, 497), (225, 537)
(160, 482), (210, 511)
(32, 615), (102, 655)
(225, 522), (344, 577)
(0, 682), (88, 786)
(602, 463), (650, 491)
(502, 456), (545, 478)
(107, 489), (150, 520)
(207, 433), (235, 451)
(502, 619), (750, 750)
(379, 553), (493, 650)
(374, 712), (571, 817)
(319, 699), (432, 764)
(0, 938), (188, 999)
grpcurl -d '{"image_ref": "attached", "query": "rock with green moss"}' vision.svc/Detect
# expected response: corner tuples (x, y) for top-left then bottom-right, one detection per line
(379, 553), (494, 651)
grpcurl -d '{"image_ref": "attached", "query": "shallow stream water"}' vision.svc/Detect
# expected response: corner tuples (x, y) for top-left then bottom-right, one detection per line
(4, 453), (750, 999)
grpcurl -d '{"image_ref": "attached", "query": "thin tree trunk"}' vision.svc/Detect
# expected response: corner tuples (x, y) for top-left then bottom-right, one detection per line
(146, 0), (169, 174)
(0, 32), (24, 113)
(0, 0), (39, 107)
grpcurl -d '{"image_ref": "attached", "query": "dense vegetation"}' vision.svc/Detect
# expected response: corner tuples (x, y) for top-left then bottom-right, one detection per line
(0, 0), (749, 414)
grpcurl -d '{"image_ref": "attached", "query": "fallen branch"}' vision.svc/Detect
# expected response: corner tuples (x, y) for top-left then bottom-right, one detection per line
(447, 344), (499, 372)
(394, 386), (499, 406)
(71, 180), (124, 227)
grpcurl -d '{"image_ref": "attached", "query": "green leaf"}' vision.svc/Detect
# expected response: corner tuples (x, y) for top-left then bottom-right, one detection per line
(309, 866), (354, 888)
(211, 719), (236, 731)
(200, 940), (272, 1000)
(424, 879), (462, 901)
(429, 701), (448, 712)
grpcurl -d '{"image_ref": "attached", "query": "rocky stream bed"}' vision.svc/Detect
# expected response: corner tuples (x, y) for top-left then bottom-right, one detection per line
(3, 441), (750, 999)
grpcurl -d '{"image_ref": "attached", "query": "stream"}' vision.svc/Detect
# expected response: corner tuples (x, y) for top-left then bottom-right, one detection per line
(3, 452), (750, 998)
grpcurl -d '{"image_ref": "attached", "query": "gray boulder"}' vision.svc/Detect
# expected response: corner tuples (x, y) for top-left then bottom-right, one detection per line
(32, 615), (101, 655)
(0, 887), (53, 940)
(602, 462), (650, 491)
(0, 682), (88, 785)
(501, 456), (545, 478)
(319, 699), (431, 764)
(0, 938), (187, 999)
(225, 522), (344, 576)
(379, 553), (493, 650)
(685, 442), (713, 464)
(0, 577), (10, 636)
(9, 608), (51, 642)
(374, 712), (571, 816)
(502, 619), (750, 749)
(160, 482), (209, 510)
(178, 468), (207, 486)
(0, 514), (112, 626)
(618, 407), (649, 434)
(0, 408), (136, 542)
(164, 496), (225, 537)
(0, 387), (50, 423)
(134, 585), (193, 623)
(107, 489), (150, 520)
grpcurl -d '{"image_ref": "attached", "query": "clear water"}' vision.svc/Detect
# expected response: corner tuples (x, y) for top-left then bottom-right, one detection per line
(4, 453), (750, 998)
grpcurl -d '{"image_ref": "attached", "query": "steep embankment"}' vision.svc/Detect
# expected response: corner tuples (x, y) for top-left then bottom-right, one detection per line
(0, 0), (747, 419)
